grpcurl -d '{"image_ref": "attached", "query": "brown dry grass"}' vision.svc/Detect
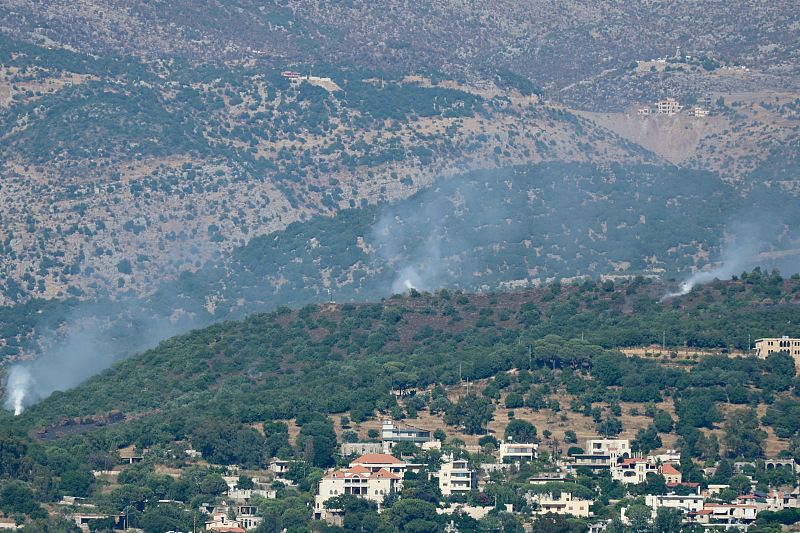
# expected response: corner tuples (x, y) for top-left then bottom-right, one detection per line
(322, 378), (789, 459)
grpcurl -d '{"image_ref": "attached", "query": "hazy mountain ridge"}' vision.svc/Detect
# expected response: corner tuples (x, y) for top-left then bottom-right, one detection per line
(1, 35), (799, 311)
(4, 158), (800, 368)
(0, 40), (666, 307)
(0, 9), (799, 389)
(2, 0), (799, 110)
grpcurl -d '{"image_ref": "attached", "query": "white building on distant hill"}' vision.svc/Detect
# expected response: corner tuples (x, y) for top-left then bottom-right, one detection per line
(612, 458), (658, 484)
(754, 337), (800, 367)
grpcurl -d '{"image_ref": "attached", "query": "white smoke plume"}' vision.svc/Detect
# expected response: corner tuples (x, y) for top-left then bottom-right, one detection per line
(661, 220), (800, 301)
(2, 320), (118, 415)
(374, 198), (449, 295)
(391, 265), (427, 293)
(2, 295), (202, 415)
(4, 366), (32, 415)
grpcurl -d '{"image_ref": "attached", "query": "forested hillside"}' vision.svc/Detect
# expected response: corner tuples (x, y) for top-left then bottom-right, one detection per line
(2, 275), (800, 532)
(11, 270), (800, 421)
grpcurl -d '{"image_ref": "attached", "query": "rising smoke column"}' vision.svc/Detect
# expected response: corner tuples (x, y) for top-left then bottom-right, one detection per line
(373, 197), (449, 294)
(660, 220), (799, 301)
(371, 171), (522, 295)
(1, 323), (117, 415)
(3, 366), (32, 415)
(1, 295), (203, 415)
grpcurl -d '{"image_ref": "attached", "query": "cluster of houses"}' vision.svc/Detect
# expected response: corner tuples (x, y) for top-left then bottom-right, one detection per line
(137, 419), (800, 533)
(568, 438), (800, 526)
(306, 423), (800, 529)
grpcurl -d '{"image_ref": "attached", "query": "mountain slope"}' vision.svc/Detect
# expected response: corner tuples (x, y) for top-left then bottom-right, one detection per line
(4, 275), (800, 456)
(2, 0), (799, 111)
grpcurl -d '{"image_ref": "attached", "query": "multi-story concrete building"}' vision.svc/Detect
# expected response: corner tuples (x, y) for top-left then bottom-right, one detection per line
(754, 337), (800, 367)
(499, 443), (539, 462)
(572, 438), (632, 471)
(612, 458), (658, 484)
(585, 438), (631, 461)
(645, 493), (704, 515)
(737, 491), (800, 512)
(689, 504), (758, 525)
(688, 107), (710, 117)
(530, 493), (594, 518)
(657, 98), (681, 115)
(381, 420), (433, 451)
(438, 457), (477, 496)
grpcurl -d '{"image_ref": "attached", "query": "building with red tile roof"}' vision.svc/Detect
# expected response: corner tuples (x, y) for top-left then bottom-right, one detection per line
(313, 457), (405, 522)
(659, 464), (682, 484)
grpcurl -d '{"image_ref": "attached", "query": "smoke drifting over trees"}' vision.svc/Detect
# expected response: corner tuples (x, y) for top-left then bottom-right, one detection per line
(4, 162), (800, 413)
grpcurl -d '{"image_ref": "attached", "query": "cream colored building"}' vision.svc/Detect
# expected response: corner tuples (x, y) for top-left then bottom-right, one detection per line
(586, 438), (631, 461)
(657, 98), (681, 115)
(313, 464), (402, 521)
(530, 493), (594, 518)
(660, 464), (682, 484)
(754, 337), (800, 368)
(612, 458), (658, 484)
(571, 438), (631, 472)
(438, 457), (477, 496)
